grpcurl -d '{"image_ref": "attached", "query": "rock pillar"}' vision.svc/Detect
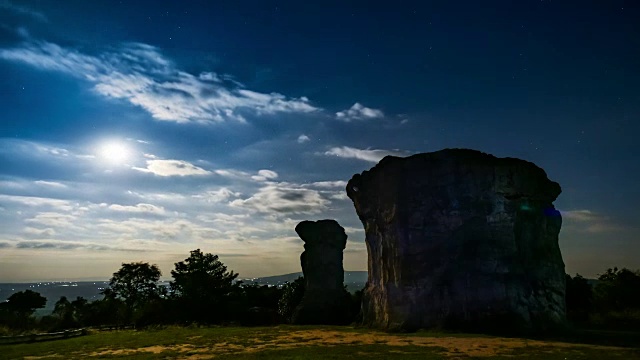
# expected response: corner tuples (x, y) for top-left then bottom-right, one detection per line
(346, 149), (566, 332)
(292, 219), (352, 325)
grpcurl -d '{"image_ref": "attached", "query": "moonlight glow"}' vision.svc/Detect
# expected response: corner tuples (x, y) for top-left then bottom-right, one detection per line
(99, 142), (130, 165)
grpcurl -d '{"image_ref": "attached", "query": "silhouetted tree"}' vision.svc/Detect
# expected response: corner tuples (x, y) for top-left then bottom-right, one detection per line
(0, 290), (46, 329)
(53, 296), (76, 329)
(565, 273), (593, 324)
(584, 267), (640, 330)
(170, 249), (239, 323)
(82, 295), (127, 327)
(242, 283), (283, 309)
(49, 296), (92, 329)
(2, 290), (46, 317)
(70, 297), (89, 325)
(277, 276), (305, 323)
(134, 297), (170, 327)
(236, 283), (284, 325)
(350, 287), (365, 323)
(594, 267), (640, 312)
(104, 262), (163, 322)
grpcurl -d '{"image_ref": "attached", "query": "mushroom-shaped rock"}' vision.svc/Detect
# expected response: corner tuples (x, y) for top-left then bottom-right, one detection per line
(346, 149), (566, 332)
(292, 219), (352, 325)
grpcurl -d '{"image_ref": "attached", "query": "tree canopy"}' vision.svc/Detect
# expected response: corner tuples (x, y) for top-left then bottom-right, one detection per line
(1, 290), (46, 316)
(170, 249), (238, 322)
(277, 276), (305, 323)
(595, 267), (640, 311)
(170, 249), (238, 300)
(105, 262), (163, 309)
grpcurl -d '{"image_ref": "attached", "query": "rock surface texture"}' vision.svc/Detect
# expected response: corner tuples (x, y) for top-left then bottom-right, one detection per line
(346, 149), (566, 332)
(292, 220), (352, 325)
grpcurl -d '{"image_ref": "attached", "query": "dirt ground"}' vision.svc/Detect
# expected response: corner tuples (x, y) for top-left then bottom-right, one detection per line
(76, 329), (633, 359)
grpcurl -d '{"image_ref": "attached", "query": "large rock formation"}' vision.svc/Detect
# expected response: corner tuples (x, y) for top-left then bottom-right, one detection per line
(292, 220), (352, 325)
(346, 149), (566, 332)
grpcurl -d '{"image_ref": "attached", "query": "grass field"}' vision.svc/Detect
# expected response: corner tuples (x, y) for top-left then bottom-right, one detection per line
(2, 325), (640, 359)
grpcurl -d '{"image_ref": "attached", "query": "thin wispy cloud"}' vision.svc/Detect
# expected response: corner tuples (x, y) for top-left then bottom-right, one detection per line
(304, 180), (347, 188)
(562, 210), (598, 222)
(0, 41), (320, 124)
(0, 194), (73, 209)
(132, 159), (211, 176)
(34, 180), (67, 188)
(336, 102), (384, 121)
(561, 209), (628, 234)
(214, 169), (252, 179)
(14, 240), (145, 252)
(0, 138), (94, 160)
(323, 146), (406, 163)
(0, 0), (47, 22)
(108, 203), (166, 215)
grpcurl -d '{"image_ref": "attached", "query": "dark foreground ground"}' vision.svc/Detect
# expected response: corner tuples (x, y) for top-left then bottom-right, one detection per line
(3, 325), (640, 359)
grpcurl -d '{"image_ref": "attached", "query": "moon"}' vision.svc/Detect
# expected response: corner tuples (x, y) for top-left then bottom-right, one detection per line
(99, 142), (130, 164)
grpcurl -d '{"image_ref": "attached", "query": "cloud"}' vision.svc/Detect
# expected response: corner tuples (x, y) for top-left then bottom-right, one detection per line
(0, 241), (11, 248)
(304, 180), (347, 188)
(343, 226), (365, 234)
(197, 212), (249, 226)
(562, 210), (597, 222)
(0, 139), (94, 160)
(230, 183), (329, 214)
(23, 227), (56, 237)
(198, 72), (222, 82)
(34, 180), (67, 188)
(336, 103), (384, 121)
(127, 190), (186, 202)
(14, 240), (144, 252)
(108, 203), (166, 215)
(323, 146), (406, 163)
(251, 169), (279, 182)
(329, 192), (350, 201)
(0, 0), (47, 22)
(561, 209), (627, 234)
(192, 188), (241, 203)
(25, 212), (77, 228)
(96, 218), (221, 243)
(214, 169), (251, 179)
(0, 41), (320, 123)
(0, 195), (73, 210)
(297, 134), (310, 144)
(132, 159), (211, 176)
(301, 181), (349, 201)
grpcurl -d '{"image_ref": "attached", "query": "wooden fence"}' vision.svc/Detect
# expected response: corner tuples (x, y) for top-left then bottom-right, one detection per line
(94, 324), (135, 331)
(0, 328), (87, 345)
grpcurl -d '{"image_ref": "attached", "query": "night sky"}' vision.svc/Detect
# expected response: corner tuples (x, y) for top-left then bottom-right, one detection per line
(0, 1), (638, 282)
